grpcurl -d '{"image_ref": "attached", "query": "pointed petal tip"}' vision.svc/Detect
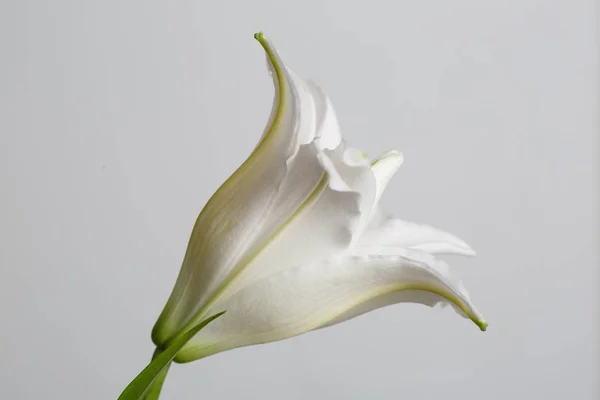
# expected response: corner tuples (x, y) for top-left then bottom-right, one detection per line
(458, 240), (477, 257)
(254, 32), (270, 51)
(253, 32), (282, 76)
(477, 319), (488, 331)
(462, 246), (477, 257)
(465, 303), (486, 331)
(432, 236), (477, 257)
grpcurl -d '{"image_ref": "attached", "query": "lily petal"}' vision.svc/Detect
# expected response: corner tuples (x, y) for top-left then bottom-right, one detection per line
(326, 144), (377, 241)
(175, 247), (486, 362)
(359, 213), (476, 256)
(198, 141), (373, 311)
(306, 81), (342, 150)
(152, 34), (320, 345)
(371, 150), (404, 206)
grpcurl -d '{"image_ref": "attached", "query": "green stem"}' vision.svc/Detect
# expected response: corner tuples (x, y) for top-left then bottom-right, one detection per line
(141, 348), (172, 400)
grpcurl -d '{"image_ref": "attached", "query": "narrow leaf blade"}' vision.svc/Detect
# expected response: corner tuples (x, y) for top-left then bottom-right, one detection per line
(118, 311), (226, 400)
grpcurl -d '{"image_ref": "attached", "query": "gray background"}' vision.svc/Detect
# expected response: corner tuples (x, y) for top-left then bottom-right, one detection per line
(1, 1), (598, 399)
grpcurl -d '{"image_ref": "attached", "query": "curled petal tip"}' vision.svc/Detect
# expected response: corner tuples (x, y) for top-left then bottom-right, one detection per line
(371, 149), (404, 166)
(254, 32), (270, 46)
(253, 32), (279, 69)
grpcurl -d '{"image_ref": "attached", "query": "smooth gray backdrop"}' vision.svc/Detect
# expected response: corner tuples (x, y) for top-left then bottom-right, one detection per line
(1, 1), (598, 399)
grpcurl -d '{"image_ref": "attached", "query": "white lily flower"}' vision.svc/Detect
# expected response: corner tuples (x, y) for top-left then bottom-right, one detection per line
(151, 33), (487, 363)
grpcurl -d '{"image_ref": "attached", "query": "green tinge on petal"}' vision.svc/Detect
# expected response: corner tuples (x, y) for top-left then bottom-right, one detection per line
(417, 286), (487, 331)
(322, 283), (488, 332)
(174, 283), (486, 362)
(252, 31), (288, 150)
(151, 31), (291, 346)
(370, 149), (403, 167)
(368, 149), (404, 216)
(478, 320), (489, 331)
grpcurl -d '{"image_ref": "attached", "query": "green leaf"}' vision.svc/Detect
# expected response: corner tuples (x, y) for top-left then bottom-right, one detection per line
(140, 348), (171, 400)
(118, 311), (226, 400)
